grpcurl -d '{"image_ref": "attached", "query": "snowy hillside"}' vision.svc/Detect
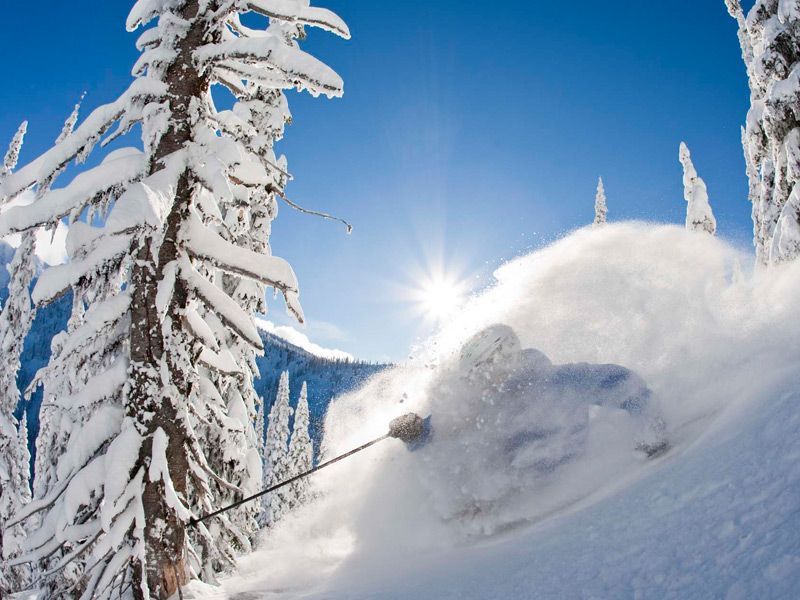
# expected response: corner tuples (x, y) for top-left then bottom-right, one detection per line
(253, 330), (387, 450)
(185, 223), (800, 599)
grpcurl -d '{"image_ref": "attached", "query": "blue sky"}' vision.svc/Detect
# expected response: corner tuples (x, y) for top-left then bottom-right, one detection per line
(0, 1), (754, 361)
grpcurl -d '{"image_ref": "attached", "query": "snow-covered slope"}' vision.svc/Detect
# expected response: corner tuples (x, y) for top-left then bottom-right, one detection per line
(188, 223), (800, 600)
(270, 387), (800, 600)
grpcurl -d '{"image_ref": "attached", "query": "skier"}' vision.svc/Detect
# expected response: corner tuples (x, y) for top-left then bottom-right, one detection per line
(449, 324), (668, 468)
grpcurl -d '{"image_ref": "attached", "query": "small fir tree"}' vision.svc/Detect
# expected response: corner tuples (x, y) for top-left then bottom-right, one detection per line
(255, 392), (267, 526)
(286, 381), (314, 510)
(264, 370), (293, 525)
(679, 142), (716, 235)
(594, 177), (607, 226)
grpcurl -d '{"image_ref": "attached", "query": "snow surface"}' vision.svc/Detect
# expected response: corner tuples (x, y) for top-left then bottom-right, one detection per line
(184, 223), (800, 599)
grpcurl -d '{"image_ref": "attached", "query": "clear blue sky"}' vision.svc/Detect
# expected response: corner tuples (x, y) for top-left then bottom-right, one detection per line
(0, 1), (755, 362)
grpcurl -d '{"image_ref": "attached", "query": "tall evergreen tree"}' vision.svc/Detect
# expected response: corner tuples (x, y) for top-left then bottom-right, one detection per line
(11, 99), (83, 506)
(286, 381), (313, 510)
(256, 393), (267, 459)
(0, 120), (32, 596)
(15, 412), (31, 509)
(255, 392), (268, 527)
(726, 0), (800, 262)
(0, 1), (349, 598)
(0, 412), (33, 595)
(264, 370), (292, 525)
(679, 142), (717, 235)
(594, 177), (607, 226)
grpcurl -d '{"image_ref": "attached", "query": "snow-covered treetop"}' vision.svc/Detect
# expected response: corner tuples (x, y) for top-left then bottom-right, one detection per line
(2, 122), (27, 178)
(594, 177), (607, 226)
(679, 142), (716, 236)
(0, 0), (351, 326)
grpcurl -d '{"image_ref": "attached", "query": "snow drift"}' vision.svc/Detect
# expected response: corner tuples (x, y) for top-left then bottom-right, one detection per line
(190, 222), (800, 599)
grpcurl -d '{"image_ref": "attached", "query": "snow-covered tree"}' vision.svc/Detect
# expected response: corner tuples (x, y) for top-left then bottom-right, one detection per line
(199, 78), (296, 560)
(594, 177), (607, 225)
(285, 381), (313, 510)
(0, 411), (33, 595)
(1, 122), (26, 177)
(726, 0), (800, 262)
(256, 393), (269, 527)
(15, 413), (31, 505)
(253, 390), (268, 529)
(5, 101), (83, 507)
(0, 1), (349, 598)
(679, 142), (717, 235)
(0, 120), (32, 596)
(264, 370), (293, 525)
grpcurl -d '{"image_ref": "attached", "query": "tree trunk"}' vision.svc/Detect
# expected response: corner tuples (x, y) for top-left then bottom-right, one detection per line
(127, 1), (214, 597)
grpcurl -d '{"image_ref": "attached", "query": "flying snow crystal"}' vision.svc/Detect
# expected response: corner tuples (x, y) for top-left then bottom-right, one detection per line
(0, 0), (350, 597)
(727, 0), (800, 262)
(594, 177), (607, 225)
(679, 142), (716, 235)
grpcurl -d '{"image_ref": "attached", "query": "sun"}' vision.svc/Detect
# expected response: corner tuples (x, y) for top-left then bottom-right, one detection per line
(396, 253), (475, 325)
(413, 273), (468, 322)
(419, 278), (463, 320)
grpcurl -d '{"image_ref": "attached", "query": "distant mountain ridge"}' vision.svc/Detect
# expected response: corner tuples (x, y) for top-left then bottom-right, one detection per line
(254, 330), (388, 452)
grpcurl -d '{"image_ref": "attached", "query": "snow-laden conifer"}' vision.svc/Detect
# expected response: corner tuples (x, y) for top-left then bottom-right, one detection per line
(6, 101), (82, 504)
(594, 177), (607, 225)
(1, 122), (26, 177)
(254, 392), (268, 527)
(726, 0), (800, 261)
(15, 413), (31, 506)
(0, 412), (33, 595)
(0, 1), (348, 597)
(286, 381), (313, 510)
(0, 120), (33, 596)
(679, 142), (716, 235)
(264, 370), (293, 525)
(200, 81), (295, 557)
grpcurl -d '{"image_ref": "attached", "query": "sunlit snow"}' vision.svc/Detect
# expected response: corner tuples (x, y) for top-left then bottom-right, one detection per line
(187, 222), (800, 599)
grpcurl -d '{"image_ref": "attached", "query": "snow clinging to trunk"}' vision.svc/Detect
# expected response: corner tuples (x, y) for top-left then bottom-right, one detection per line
(726, 0), (800, 262)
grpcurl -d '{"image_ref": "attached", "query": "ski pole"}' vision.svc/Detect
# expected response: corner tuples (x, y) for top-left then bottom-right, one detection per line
(189, 412), (427, 527)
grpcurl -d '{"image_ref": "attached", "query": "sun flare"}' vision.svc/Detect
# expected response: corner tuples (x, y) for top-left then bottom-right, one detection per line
(414, 274), (468, 322)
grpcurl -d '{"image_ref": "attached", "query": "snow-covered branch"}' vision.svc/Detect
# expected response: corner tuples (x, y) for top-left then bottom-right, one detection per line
(195, 36), (344, 98)
(244, 0), (351, 39)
